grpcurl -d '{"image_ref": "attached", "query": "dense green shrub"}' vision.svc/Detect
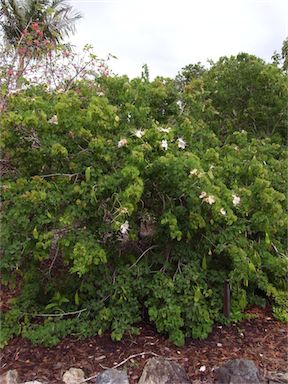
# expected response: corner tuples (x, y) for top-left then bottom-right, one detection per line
(177, 53), (288, 140)
(1, 67), (287, 348)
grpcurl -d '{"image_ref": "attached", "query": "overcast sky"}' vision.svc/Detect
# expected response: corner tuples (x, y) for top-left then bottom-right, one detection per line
(68, 0), (288, 79)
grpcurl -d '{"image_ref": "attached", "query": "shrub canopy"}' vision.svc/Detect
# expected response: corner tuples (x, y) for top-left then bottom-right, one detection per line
(1, 56), (287, 347)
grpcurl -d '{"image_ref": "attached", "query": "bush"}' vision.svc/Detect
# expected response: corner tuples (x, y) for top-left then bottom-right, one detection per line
(1, 69), (287, 348)
(177, 53), (288, 140)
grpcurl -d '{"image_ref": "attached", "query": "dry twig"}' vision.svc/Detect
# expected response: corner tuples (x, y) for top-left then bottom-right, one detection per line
(81, 351), (160, 383)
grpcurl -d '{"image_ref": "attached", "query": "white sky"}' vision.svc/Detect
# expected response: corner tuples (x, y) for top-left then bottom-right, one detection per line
(68, 0), (288, 79)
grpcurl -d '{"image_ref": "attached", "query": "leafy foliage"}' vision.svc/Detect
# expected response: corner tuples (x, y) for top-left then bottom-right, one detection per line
(1, 55), (287, 348)
(177, 52), (288, 140)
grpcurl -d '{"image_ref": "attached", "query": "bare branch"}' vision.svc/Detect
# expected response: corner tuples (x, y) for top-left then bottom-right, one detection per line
(39, 173), (80, 178)
(129, 245), (158, 269)
(25, 308), (87, 318)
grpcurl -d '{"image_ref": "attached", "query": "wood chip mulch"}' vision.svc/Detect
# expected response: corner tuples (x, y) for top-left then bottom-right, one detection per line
(0, 306), (287, 384)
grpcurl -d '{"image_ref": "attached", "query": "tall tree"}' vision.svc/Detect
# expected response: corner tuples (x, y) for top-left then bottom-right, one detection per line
(0, 0), (81, 48)
(272, 38), (288, 73)
(0, 0), (81, 86)
(175, 63), (206, 91)
(203, 53), (288, 139)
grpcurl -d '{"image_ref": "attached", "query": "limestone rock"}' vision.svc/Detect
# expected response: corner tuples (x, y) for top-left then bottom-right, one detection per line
(267, 371), (288, 384)
(138, 357), (191, 384)
(0, 370), (18, 384)
(23, 382), (44, 384)
(63, 368), (85, 384)
(94, 369), (129, 384)
(215, 359), (262, 384)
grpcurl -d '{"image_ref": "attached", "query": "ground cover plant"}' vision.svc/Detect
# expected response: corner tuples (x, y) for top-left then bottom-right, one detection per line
(0, 51), (287, 348)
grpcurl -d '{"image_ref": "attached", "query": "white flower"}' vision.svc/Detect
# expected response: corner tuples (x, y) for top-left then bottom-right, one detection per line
(158, 127), (171, 133)
(49, 115), (58, 125)
(177, 137), (186, 149)
(232, 194), (241, 206)
(217, 343), (223, 347)
(190, 169), (199, 176)
(203, 195), (216, 205)
(9, 89), (21, 95)
(161, 139), (168, 150)
(220, 208), (227, 216)
(199, 365), (206, 372)
(176, 100), (184, 111)
(120, 221), (129, 235)
(118, 138), (128, 148)
(134, 129), (145, 138)
(199, 191), (207, 199)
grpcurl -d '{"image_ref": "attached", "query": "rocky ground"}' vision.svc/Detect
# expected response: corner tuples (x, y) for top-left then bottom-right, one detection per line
(0, 306), (287, 383)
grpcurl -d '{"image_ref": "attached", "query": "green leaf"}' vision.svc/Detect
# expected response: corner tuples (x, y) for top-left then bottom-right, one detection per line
(194, 287), (202, 303)
(202, 255), (207, 270)
(74, 291), (79, 305)
(248, 262), (256, 273)
(33, 227), (39, 239)
(265, 232), (271, 245)
(85, 167), (91, 183)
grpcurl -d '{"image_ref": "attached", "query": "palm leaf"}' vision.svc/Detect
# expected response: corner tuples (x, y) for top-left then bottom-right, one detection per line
(0, 0), (82, 50)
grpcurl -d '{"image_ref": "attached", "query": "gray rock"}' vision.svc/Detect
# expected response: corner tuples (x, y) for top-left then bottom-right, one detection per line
(63, 368), (85, 384)
(267, 372), (288, 384)
(0, 370), (18, 384)
(215, 359), (263, 384)
(138, 357), (191, 384)
(94, 369), (129, 384)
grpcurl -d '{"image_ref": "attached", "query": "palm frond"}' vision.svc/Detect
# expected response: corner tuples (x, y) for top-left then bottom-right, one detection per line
(0, 0), (82, 49)
(0, 0), (27, 44)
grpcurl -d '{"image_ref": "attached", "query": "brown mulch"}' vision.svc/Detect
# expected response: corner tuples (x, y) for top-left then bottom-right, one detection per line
(0, 306), (287, 384)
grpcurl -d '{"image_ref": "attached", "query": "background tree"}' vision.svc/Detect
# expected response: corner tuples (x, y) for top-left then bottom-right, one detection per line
(0, 0), (82, 47)
(200, 53), (288, 140)
(175, 63), (206, 91)
(0, 0), (81, 81)
(272, 38), (288, 73)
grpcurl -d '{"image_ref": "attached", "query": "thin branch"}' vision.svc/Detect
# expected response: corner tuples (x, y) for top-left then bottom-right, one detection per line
(173, 260), (182, 281)
(64, 57), (94, 91)
(25, 308), (87, 317)
(201, 234), (216, 248)
(39, 173), (80, 178)
(48, 245), (59, 275)
(128, 245), (159, 269)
